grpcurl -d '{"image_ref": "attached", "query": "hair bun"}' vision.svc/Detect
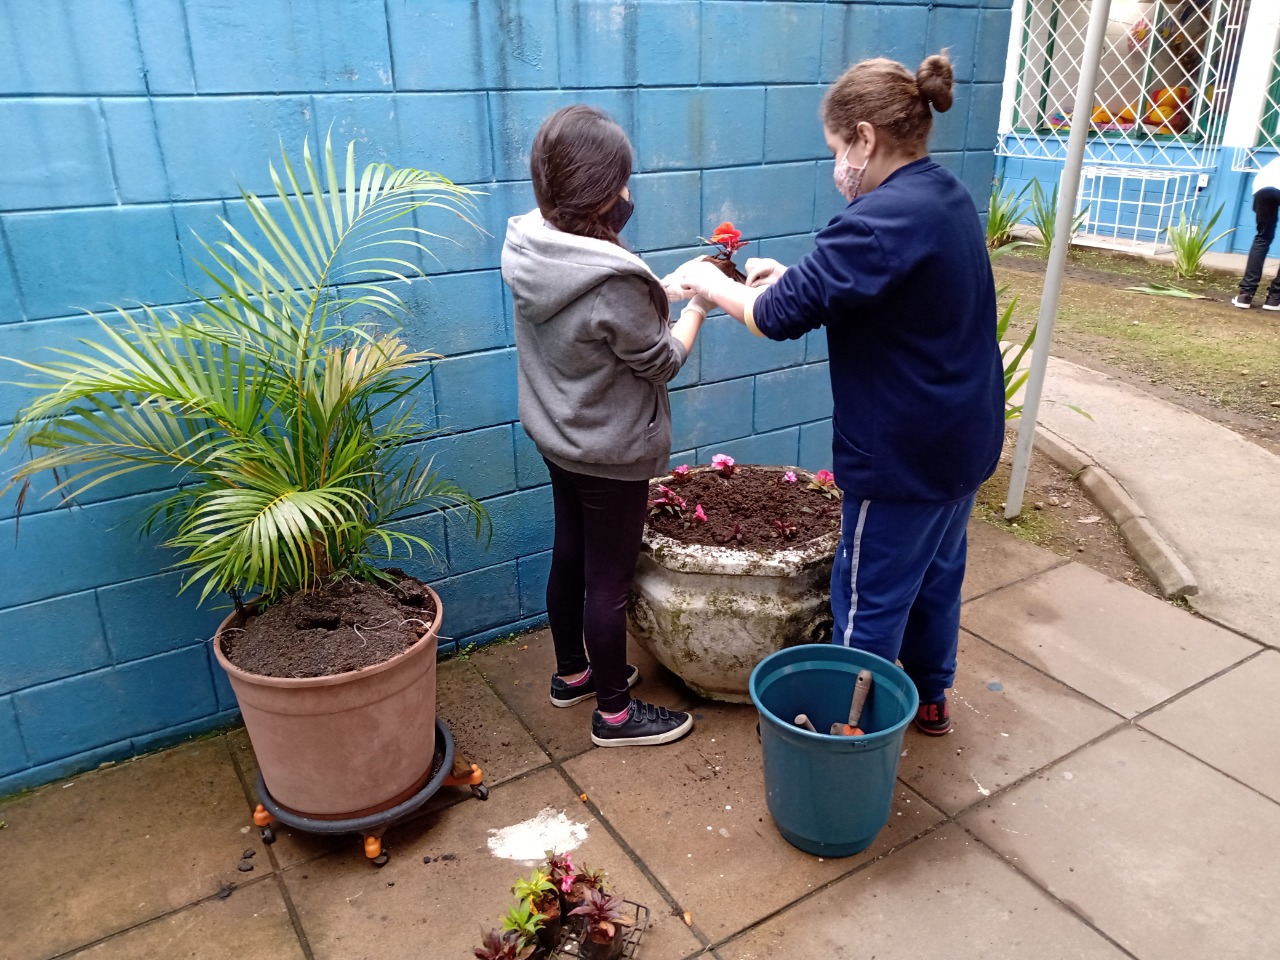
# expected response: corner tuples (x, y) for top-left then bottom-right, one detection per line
(916, 53), (954, 113)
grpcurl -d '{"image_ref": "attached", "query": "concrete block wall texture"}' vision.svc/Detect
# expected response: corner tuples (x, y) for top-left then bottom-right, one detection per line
(0, 0), (1010, 793)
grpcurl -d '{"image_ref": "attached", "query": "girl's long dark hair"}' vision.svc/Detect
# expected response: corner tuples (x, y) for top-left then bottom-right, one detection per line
(530, 105), (632, 245)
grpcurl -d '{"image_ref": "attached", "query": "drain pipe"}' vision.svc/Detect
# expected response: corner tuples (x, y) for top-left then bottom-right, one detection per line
(1005, 0), (1114, 519)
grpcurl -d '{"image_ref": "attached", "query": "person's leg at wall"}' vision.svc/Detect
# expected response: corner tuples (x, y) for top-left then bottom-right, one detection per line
(897, 495), (974, 737)
(1261, 188), (1280, 310)
(574, 470), (691, 747)
(545, 460), (591, 700)
(1237, 187), (1280, 308)
(545, 460), (644, 710)
(830, 495), (965, 734)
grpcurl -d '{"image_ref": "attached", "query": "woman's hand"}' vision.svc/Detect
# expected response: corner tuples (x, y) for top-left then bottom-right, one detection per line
(674, 258), (732, 301)
(744, 257), (786, 288)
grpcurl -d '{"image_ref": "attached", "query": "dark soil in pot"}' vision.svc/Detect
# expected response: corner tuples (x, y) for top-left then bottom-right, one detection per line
(580, 929), (625, 960)
(218, 569), (438, 678)
(648, 467), (841, 549)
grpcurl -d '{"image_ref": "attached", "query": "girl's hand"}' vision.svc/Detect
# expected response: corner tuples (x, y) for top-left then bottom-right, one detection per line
(659, 272), (687, 303)
(744, 257), (786, 288)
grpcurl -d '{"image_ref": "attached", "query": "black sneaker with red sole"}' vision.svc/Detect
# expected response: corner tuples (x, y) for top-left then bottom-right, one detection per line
(914, 698), (952, 736)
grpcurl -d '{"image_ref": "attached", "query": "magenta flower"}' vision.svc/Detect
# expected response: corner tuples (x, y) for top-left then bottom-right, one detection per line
(670, 464), (691, 484)
(782, 471), (797, 484)
(711, 453), (736, 477)
(814, 469), (835, 487)
(693, 504), (708, 523)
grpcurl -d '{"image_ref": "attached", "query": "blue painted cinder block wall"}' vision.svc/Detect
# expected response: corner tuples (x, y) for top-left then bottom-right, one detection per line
(0, 0), (1011, 794)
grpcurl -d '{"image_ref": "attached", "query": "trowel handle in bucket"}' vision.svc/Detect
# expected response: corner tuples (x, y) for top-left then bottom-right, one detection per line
(847, 670), (874, 728)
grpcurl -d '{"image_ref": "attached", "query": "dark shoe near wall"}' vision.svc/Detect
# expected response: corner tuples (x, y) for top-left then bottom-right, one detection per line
(1232, 294), (1253, 309)
(591, 699), (693, 746)
(550, 664), (640, 707)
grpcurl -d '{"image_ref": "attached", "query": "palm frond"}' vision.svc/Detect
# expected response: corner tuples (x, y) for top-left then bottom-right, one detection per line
(2, 136), (489, 604)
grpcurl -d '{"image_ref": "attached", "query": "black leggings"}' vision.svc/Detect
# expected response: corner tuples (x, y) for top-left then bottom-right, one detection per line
(1241, 187), (1280, 301)
(544, 459), (649, 714)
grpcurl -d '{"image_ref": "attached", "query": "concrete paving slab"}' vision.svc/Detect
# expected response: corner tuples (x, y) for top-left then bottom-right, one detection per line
(223, 663), (549, 871)
(435, 657), (551, 786)
(900, 631), (1121, 815)
(720, 828), (1129, 960)
(963, 520), (1066, 601)
(283, 766), (704, 960)
(962, 562), (1258, 717)
(0, 737), (266, 960)
(562, 700), (944, 942)
(1038, 356), (1280, 645)
(1140, 649), (1280, 803)
(471, 629), (696, 761)
(960, 726), (1280, 960)
(67, 878), (304, 960)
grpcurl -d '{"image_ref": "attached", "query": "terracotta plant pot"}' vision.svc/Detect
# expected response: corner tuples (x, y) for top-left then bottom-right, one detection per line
(213, 585), (441, 818)
(628, 466), (838, 702)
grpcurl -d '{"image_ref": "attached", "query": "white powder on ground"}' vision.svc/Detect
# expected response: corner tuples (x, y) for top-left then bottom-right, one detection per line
(486, 806), (589, 862)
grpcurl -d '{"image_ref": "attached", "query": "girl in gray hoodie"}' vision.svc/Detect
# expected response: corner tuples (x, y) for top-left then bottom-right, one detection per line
(502, 105), (707, 747)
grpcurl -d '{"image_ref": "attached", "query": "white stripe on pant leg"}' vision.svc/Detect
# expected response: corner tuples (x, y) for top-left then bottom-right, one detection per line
(841, 499), (871, 646)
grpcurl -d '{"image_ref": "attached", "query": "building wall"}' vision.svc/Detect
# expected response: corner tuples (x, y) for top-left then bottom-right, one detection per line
(0, 0), (1012, 794)
(995, 142), (1280, 254)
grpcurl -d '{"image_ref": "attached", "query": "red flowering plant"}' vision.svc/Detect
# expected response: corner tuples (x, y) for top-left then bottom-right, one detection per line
(669, 463), (692, 484)
(648, 485), (688, 520)
(807, 469), (840, 501)
(700, 220), (747, 281)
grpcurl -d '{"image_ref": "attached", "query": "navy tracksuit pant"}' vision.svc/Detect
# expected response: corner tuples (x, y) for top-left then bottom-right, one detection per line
(829, 493), (975, 704)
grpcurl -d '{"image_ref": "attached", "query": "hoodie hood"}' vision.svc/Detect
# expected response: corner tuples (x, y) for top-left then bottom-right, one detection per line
(502, 210), (660, 324)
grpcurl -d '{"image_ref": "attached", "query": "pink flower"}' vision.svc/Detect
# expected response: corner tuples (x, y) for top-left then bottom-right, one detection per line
(693, 504), (708, 523)
(815, 469), (835, 487)
(782, 471), (797, 484)
(711, 453), (736, 477)
(560, 874), (575, 894)
(670, 464), (691, 484)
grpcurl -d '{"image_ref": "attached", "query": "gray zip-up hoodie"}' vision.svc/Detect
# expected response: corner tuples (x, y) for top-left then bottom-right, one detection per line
(502, 210), (689, 480)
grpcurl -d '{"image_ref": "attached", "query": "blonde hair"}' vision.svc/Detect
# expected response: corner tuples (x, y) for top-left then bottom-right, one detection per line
(821, 53), (954, 150)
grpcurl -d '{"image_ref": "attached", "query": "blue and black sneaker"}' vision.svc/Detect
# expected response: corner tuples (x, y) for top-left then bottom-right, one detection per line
(591, 699), (693, 747)
(549, 665), (640, 708)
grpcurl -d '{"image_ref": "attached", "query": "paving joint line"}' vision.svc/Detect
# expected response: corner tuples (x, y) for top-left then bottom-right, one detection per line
(222, 732), (317, 960)
(467, 661), (718, 956)
(958, 826), (1144, 960)
(43, 868), (281, 960)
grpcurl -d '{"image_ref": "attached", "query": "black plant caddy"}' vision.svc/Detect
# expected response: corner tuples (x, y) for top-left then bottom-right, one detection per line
(553, 900), (649, 959)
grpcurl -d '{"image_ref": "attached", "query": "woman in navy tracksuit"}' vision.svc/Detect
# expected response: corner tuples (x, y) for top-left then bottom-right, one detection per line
(672, 54), (1004, 735)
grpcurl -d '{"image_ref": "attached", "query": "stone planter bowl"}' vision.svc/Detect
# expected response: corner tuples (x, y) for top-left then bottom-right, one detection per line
(627, 466), (840, 703)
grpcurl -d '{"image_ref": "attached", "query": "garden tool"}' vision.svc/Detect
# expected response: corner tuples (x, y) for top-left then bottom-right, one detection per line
(793, 714), (818, 733)
(830, 669), (873, 737)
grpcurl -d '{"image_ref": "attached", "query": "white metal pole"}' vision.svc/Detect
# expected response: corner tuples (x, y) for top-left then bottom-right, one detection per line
(1005, 0), (1113, 520)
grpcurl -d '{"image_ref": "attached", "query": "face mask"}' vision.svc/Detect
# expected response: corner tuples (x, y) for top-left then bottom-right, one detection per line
(833, 143), (869, 202)
(603, 194), (634, 234)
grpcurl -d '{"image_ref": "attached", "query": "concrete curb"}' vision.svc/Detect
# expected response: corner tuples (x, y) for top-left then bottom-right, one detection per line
(1033, 425), (1199, 599)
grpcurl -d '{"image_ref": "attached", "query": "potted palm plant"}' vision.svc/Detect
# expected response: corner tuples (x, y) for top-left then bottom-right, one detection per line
(0, 137), (489, 819)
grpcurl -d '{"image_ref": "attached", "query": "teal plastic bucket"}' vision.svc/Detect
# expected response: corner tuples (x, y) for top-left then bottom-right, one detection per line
(749, 644), (919, 857)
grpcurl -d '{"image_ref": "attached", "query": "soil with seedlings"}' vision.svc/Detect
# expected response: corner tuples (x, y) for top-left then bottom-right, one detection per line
(220, 570), (437, 677)
(647, 468), (841, 549)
